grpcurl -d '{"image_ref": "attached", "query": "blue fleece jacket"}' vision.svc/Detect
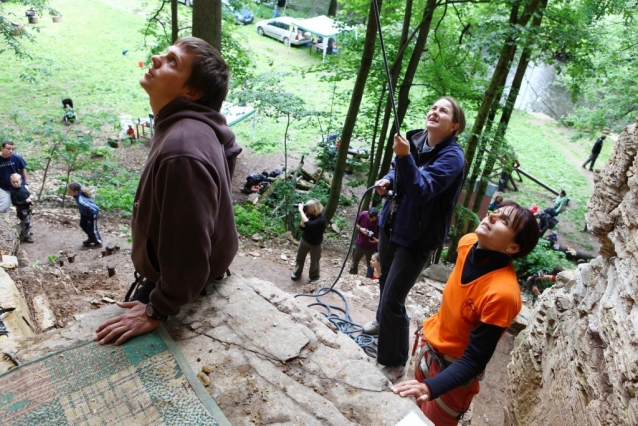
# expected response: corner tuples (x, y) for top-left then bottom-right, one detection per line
(379, 129), (465, 252)
(73, 192), (99, 217)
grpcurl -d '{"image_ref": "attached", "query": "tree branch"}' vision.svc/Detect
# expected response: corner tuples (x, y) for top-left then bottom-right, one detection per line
(432, 2), (448, 62)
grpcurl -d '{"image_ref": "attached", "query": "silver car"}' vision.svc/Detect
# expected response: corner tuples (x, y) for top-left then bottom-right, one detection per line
(255, 17), (309, 47)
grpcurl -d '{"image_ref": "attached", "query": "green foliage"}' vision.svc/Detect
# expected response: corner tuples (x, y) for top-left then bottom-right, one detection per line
(7, 107), (28, 124)
(314, 135), (340, 172)
(550, 2), (638, 132)
(329, 211), (350, 235)
(249, 137), (279, 154)
(454, 204), (480, 229)
(513, 239), (572, 279)
(233, 203), (285, 236)
(0, 0), (49, 57)
(47, 254), (58, 264)
(93, 172), (139, 213)
(91, 146), (114, 158)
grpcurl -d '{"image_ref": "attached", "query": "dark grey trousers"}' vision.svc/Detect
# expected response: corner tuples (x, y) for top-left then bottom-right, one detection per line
(293, 237), (322, 280)
(349, 244), (376, 274)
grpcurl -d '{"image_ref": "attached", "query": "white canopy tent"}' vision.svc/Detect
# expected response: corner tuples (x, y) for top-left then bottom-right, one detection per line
(221, 102), (257, 141)
(139, 103), (255, 142)
(293, 15), (356, 60)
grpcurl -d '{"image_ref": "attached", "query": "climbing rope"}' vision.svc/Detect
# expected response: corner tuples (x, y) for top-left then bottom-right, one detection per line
(295, 0), (402, 357)
(295, 185), (379, 357)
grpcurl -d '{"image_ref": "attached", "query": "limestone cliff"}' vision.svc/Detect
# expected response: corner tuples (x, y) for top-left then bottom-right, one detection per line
(506, 119), (638, 425)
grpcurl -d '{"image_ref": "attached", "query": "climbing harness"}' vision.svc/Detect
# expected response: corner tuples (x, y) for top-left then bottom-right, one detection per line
(411, 327), (480, 420)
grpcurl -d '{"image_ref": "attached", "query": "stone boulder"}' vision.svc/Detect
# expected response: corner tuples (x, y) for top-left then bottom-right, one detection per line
(0, 212), (20, 256)
(506, 119), (638, 425)
(2, 275), (432, 426)
(421, 264), (453, 283)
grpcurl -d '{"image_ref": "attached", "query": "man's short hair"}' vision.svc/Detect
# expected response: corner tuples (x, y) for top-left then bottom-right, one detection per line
(368, 207), (379, 218)
(2, 141), (15, 149)
(175, 37), (230, 112)
(601, 135), (607, 139)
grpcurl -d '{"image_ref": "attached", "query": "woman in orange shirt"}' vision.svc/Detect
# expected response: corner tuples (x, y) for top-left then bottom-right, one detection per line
(391, 201), (539, 425)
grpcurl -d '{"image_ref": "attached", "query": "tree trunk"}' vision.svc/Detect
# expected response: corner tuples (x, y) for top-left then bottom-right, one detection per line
(363, 0), (414, 210)
(460, 0), (541, 184)
(471, 0), (548, 214)
(462, 57), (513, 210)
(193, 0), (222, 52)
(323, 1), (382, 222)
(171, 0), (178, 43)
(461, 0), (522, 211)
(327, 0), (337, 17)
(377, 0), (437, 181)
(361, 84), (385, 212)
(445, 0), (542, 263)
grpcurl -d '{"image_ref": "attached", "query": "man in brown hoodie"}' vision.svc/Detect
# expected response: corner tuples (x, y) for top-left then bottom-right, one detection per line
(96, 37), (242, 345)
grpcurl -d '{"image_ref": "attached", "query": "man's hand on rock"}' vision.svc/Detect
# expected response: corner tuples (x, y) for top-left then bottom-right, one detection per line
(95, 301), (161, 346)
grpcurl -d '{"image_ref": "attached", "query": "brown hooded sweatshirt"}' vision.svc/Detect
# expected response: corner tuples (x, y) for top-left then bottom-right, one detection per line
(132, 97), (242, 316)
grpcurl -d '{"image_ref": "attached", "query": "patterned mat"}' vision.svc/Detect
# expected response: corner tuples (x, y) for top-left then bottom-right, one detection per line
(0, 326), (228, 425)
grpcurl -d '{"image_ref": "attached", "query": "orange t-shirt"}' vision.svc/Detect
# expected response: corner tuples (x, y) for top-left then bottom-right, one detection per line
(422, 233), (521, 359)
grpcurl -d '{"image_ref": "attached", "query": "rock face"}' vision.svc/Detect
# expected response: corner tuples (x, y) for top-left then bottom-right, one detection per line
(2, 275), (431, 426)
(506, 120), (638, 425)
(0, 212), (20, 256)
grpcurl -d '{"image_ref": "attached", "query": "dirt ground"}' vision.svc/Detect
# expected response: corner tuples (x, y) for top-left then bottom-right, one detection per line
(7, 135), (592, 425)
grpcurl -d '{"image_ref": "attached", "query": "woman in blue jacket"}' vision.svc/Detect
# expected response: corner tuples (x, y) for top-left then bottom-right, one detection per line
(365, 97), (466, 383)
(67, 182), (103, 248)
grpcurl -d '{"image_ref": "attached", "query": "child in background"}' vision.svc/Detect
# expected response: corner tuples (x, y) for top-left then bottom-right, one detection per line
(63, 103), (76, 125)
(126, 125), (136, 141)
(366, 252), (382, 280)
(488, 195), (503, 212)
(67, 182), (102, 248)
(10, 173), (34, 243)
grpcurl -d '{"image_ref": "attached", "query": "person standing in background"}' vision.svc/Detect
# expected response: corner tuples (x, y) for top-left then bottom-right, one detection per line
(349, 208), (379, 275)
(582, 135), (606, 171)
(0, 141), (28, 214)
(291, 200), (327, 282)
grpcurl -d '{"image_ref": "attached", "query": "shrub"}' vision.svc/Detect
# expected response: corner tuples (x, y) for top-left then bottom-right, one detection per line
(233, 204), (285, 237)
(513, 239), (572, 279)
(92, 174), (139, 212)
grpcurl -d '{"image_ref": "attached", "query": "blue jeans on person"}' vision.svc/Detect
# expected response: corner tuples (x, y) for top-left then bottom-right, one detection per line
(376, 227), (434, 367)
